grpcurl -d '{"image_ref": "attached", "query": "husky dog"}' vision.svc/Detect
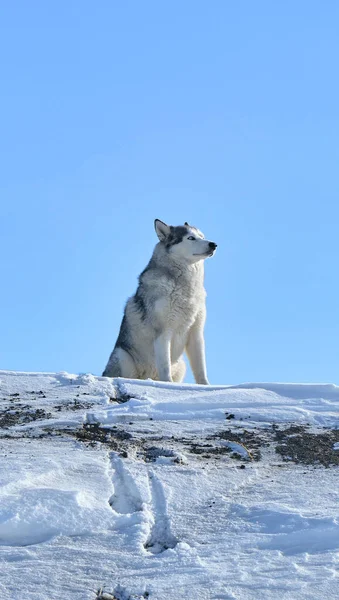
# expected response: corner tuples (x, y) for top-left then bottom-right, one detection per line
(102, 220), (217, 384)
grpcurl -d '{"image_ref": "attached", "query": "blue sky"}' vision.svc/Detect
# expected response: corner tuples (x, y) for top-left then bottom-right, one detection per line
(1, 1), (338, 384)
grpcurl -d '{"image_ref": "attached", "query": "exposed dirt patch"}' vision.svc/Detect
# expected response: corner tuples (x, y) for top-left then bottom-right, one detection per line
(54, 399), (95, 412)
(27, 390), (47, 398)
(0, 389), (94, 436)
(274, 425), (339, 467)
(144, 445), (184, 463)
(188, 442), (231, 459)
(96, 589), (149, 600)
(75, 423), (133, 455)
(210, 428), (265, 461)
(2, 391), (339, 468)
(35, 422), (339, 468)
(0, 406), (52, 429)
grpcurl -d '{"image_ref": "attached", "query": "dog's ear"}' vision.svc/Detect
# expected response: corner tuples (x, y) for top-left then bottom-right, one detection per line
(184, 221), (190, 227)
(154, 219), (170, 241)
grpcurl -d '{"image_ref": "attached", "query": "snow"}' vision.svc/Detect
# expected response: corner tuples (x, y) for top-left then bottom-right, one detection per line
(90, 378), (339, 428)
(0, 371), (339, 600)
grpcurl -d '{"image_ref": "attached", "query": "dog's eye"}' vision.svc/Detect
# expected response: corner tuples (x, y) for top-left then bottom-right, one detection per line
(187, 236), (196, 241)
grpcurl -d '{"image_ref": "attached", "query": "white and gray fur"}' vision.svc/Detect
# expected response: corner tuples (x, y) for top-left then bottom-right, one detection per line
(102, 219), (217, 384)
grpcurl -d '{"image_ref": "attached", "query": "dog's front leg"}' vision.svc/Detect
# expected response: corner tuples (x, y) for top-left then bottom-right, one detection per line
(154, 330), (172, 382)
(186, 313), (209, 385)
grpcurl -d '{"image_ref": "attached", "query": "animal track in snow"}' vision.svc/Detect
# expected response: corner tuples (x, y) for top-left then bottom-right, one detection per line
(108, 454), (178, 554)
(143, 470), (178, 554)
(108, 454), (144, 514)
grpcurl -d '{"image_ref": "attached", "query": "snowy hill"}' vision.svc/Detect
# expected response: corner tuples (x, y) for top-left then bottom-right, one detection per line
(1, 371), (339, 600)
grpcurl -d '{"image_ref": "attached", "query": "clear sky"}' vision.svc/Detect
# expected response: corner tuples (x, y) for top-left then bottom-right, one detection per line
(1, 1), (338, 384)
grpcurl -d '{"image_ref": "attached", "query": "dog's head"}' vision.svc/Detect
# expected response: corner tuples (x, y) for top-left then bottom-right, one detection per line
(154, 219), (217, 263)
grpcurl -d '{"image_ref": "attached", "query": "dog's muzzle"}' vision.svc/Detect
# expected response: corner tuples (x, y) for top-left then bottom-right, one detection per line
(193, 242), (218, 257)
(205, 241), (217, 257)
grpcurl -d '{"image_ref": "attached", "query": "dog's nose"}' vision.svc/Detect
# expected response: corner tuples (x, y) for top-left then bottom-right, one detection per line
(209, 242), (217, 250)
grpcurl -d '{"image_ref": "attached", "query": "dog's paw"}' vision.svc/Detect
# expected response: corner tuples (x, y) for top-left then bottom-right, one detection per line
(196, 378), (210, 385)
